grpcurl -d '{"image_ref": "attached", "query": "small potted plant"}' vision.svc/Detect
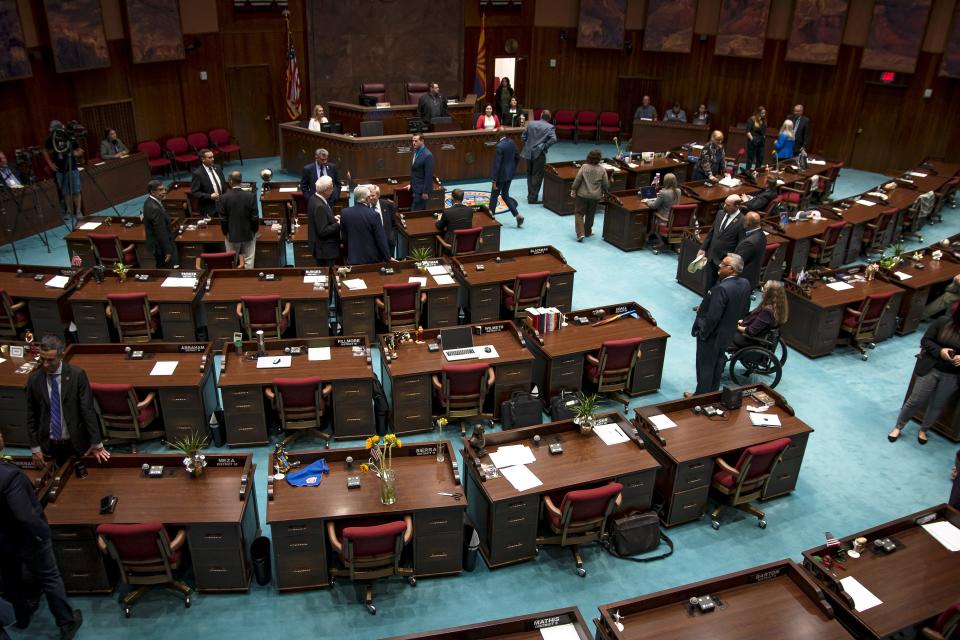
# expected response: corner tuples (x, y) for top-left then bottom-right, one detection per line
(573, 393), (600, 434)
(113, 261), (130, 283)
(408, 246), (433, 273)
(878, 244), (904, 272)
(172, 432), (210, 478)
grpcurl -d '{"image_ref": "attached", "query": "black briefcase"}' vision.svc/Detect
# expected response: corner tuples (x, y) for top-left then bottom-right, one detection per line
(608, 511), (674, 561)
(500, 391), (542, 429)
(548, 390), (577, 422)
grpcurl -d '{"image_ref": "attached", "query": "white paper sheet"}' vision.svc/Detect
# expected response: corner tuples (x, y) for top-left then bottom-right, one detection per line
(489, 444), (536, 469)
(426, 265), (448, 276)
(278, 187), (298, 193)
(922, 520), (960, 552)
(161, 277), (197, 288)
(750, 413), (781, 427)
(303, 275), (328, 284)
(476, 345), (499, 359)
(894, 271), (912, 280)
(808, 159), (827, 165)
(689, 143), (704, 150)
(908, 171), (928, 178)
(342, 278), (367, 290)
(433, 274), (456, 285)
(500, 464), (543, 493)
(827, 281), (854, 291)
(308, 347), (331, 361)
(0, 357), (6, 364)
(44, 275), (69, 289)
(839, 576), (883, 612)
(256, 355), (292, 369)
(648, 414), (678, 430)
(539, 623), (581, 640)
(150, 361), (179, 376)
(594, 422), (630, 445)
(718, 176), (741, 187)
(78, 222), (102, 230)
(855, 198), (877, 207)
(408, 277), (427, 286)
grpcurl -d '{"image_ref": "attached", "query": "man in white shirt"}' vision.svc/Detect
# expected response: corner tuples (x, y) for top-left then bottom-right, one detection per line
(190, 148), (226, 217)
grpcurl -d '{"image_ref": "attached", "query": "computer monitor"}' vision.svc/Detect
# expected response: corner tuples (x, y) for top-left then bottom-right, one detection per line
(358, 94), (377, 107)
(439, 327), (473, 350)
(406, 117), (426, 133)
(431, 116), (454, 125)
(321, 121), (343, 134)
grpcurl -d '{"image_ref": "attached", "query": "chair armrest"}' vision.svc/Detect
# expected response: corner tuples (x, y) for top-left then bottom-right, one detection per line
(375, 298), (385, 310)
(920, 628), (945, 640)
(149, 305), (159, 316)
(122, 243), (135, 254)
(96, 534), (108, 554)
(501, 284), (514, 297)
(194, 257), (203, 270)
(486, 367), (496, 387)
(812, 237), (826, 247)
(714, 457), (740, 477)
(403, 514), (414, 544)
(435, 235), (451, 251)
(615, 493), (623, 507)
(136, 391), (156, 409)
(543, 494), (562, 519)
(9, 301), (25, 311)
(235, 302), (243, 318)
(654, 213), (669, 224)
(431, 374), (443, 391)
(780, 186), (804, 195)
(105, 305), (112, 318)
(322, 383), (333, 397)
(169, 528), (188, 552)
(281, 302), (291, 317)
(263, 387), (275, 401)
(237, 254), (245, 269)
(326, 521), (342, 555)
(844, 306), (862, 318)
(585, 353), (600, 366)
(420, 292), (428, 305)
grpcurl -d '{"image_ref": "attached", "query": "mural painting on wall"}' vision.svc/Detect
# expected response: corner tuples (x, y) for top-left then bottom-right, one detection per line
(43, 0), (110, 73)
(786, 0), (849, 65)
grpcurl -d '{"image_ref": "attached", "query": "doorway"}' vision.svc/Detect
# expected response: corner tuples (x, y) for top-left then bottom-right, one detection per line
(493, 57), (526, 107)
(226, 64), (276, 159)
(849, 84), (905, 173)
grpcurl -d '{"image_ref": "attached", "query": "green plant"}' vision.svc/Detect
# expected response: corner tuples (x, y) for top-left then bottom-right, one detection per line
(408, 246), (434, 264)
(573, 393), (600, 423)
(171, 432), (209, 456)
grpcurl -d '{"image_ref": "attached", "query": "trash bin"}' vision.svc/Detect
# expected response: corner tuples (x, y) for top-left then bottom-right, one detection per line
(463, 523), (479, 572)
(251, 536), (272, 586)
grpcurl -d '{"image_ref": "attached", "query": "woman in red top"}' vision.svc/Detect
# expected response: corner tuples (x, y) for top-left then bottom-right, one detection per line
(476, 104), (501, 130)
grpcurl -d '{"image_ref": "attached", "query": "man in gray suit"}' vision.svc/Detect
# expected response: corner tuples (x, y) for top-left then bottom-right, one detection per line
(520, 110), (557, 204)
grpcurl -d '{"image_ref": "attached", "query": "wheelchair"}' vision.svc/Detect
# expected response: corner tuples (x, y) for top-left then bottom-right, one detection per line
(726, 326), (787, 388)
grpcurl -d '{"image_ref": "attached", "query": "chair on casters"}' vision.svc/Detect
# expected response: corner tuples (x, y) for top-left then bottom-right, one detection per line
(0, 288), (30, 338)
(237, 295), (291, 339)
(652, 203), (697, 254)
(902, 191), (936, 242)
(501, 271), (550, 319)
(208, 128), (243, 165)
(95, 522), (191, 618)
(327, 516), (415, 615)
(89, 233), (137, 268)
(838, 291), (897, 360)
(727, 326), (786, 388)
(757, 242), (783, 284)
(106, 293), (159, 342)
(932, 178), (959, 223)
(264, 377), (331, 447)
(377, 282), (424, 333)
(432, 363), (494, 436)
(708, 438), (791, 530)
(584, 337), (643, 410)
(861, 208), (897, 256)
(538, 482), (622, 577)
(807, 221), (846, 267)
(196, 251), (238, 270)
(90, 383), (162, 453)
(436, 226), (482, 256)
(921, 603), (960, 640)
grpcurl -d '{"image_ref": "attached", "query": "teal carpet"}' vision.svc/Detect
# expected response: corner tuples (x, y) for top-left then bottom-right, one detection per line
(3, 144), (958, 639)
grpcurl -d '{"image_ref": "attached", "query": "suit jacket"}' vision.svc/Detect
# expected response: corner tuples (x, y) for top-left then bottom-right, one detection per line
(26, 362), (101, 457)
(307, 194), (340, 260)
(791, 115), (810, 151)
(692, 276), (752, 350)
(218, 188), (259, 243)
(143, 195), (175, 258)
(99, 138), (128, 159)
(190, 164), (227, 216)
(375, 198), (398, 253)
(417, 93), (448, 123)
(436, 203), (475, 246)
(341, 204), (389, 265)
(299, 161), (341, 204)
(0, 461), (51, 551)
(742, 188), (778, 212)
(410, 146), (435, 198)
(491, 137), (520, 184)
(916, 317), (960, 376)
(735, 228), (767, 287)
(701, 208), (745, 266)
(520, 119), (557, 161)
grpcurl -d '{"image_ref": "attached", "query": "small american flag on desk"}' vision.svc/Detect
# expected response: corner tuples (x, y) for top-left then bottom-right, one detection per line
(825, 531), (841, 552)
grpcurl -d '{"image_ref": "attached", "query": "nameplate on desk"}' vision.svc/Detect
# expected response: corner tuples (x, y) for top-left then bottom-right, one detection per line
(397, 146), (412, 154)
(533, 615), (567, 629)
(613, 305), (631, 314)
(751, 567), (786, 583)
(484, 141), (497, 147)
(334, 337), (364, 347)
(178, 271), (199, 279)
(304, 269), (326, 277)
(528, 247), (550, 256)
(441, 144), (456, 151)
(592, 416), (613, 426)
(478, 323), (507, 334)
(211, 457), (244, 467)
(178, 344), (207, 353)
(414, 445), (438, 456)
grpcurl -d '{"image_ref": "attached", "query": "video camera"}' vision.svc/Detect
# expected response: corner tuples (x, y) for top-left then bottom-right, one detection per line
(14, 146), (41, 166)
(50, 120), (88, 153)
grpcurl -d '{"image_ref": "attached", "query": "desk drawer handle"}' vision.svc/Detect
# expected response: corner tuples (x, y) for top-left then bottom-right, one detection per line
(232, 391), (251, 397)
(506, 542), (525, 550)
(288, 542), (310, 549)
(403, 414), (422, 420)
(403, 392), (422, 399)
(682, 503), (699, 510)
(170, 396), (189, 403)
(428, 552), (448, 559)
(344, 389), (361, 394)
(627, 481), (646, 489)
(237, 427), (255, 432)
(507, 502), (526, 510)
(207, 567), (229, 573)
(234, 403), (254, 410)
(288, 525), (308, 533)
(203, 534), (224, 541)
(70, 572), (91, 578)
(508, 517), (526, 524)
(479, 298), (494, 304)
(292, 568), (312, 574)
(58, 532), (79, 539)
(62, 546), (84, 553)
(428, 519), (448, 526)
(505, 371), (520, 377)
(686, 478), (702, 486)
(687, 463), (704, 470)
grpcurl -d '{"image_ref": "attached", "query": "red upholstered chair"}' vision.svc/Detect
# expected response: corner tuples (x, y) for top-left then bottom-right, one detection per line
(395, 188), (414, 211)
(807, 220), (846, 267)
(653, 203), (698, 254)
(921, 602), (960, 640)
(186, 132), (214, 156)
(89, 233), (137, 268)
(838, 291), (897, 360)
(405, 82), (430, 104)
(137, 140), (171, 176)
(0, 288), (30, 338)
(106, 293), (159, 343)
(326, 516), (414, 615)
(236, 295), (291, 339)
(575, 111), (598, 143)
(502, 271), (550, 319)
(264, 377), (332, 447)
(758, 242), (783, 284)
(932, 177), (960, 223)
(208, 128), (242, 165)
(96, 522), (190, 618)
(584, 337), (643, 409)
(196, 251), (238, 271)
(360, 82), (387, 103)
(90, 383), (161, 452)
(728, 148), (745, 175)
(437, 226), (483, 256)
(862, 208), (898, 256)
(164, 137), (199, 175)
(598, 111), (621, 141)
(539, 482), (623, 577)
(553, 110), (576, 141)
(432, 363), (494, 435)
(709, 437), (791, 530)
(376, 282), (424, 333)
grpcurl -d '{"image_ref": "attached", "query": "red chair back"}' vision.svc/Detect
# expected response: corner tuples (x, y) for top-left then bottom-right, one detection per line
(440, 363), (490, 417)
(598, 112), (620, 128)
(138, 140), (162, 160)
(726, 437), (791, 489)
(208, 129), (230, 146)
(452, 227), (482, 255)
(187, 132), (210, 151)
(592, 337), (642, 393)
(342, 520), (408, 559)
(165, 137), (189, 155)
(515, 271), (550, 305)
(89, 233), (121, 260)
(96, 522), (170, 562)
(200, 251), (236, 270)
(90, 382), (136, 417)
(107, 292), (149, 323)
(405, 82), (429, 104)
(670, 203), (697, 228)
(859, 292), (897, 323)
(0, 288), (22, 326)
(826, 162), (844, 183)
(931, 603), (960, 638)
(274, 377), (324, 409)
(242, 295), (281, 325)
(360, 83), (387, 102)
(559, 482), (623, 525)
(823, 220), (846, 244)
(382, 282), (420, 330)
(762, 242), (781, 265)
(576, 111), (597, 127)
(554, 110), (575, 128)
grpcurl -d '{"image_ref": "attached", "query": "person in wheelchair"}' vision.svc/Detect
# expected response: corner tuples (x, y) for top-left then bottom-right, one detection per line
(730, 280), (788, 352)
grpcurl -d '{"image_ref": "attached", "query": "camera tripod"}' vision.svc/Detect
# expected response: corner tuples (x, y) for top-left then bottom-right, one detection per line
(0, 176), (64, 264)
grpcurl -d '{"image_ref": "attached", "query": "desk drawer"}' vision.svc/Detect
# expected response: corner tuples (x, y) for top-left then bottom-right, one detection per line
(414, 507), (462, 535)
(763, 455), (804, 499)
(159, 303), (194, 325)
(52, 526), (95, 541)
(193, 549), (247, 591)
(333, 380), (372, 407)
(617, 469), (655, 511)
(272, 520), (324, 541)
(222, 386), (265, 417)
(189, 525), (239, 550)
(667, 485), (709, 525)
(638, 338), (667, 362)
(782, 433), (808, 461)
(0, 424), (29, 447)
(495, 362), (532, 385)
(491, 495), (538, 533)
(675, 457), (712, 490)
(550, 360), (582, 388)
(276, 553), (327, 590)
(54, 539), (111, 592)
(72, 301), (103, 318)
(225, 416), (268, 445)
(161, 320), (197, 341)
(489, 526), (536, 566)
(470, 285), (500, 321)
(415, 532), (461, 575)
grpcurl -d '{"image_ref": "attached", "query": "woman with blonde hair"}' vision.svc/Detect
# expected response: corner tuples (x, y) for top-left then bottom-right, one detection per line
(732, 280), (788, 350)
(308, 105), (328, 132)
(774, 119), (795, 160)
(643, 172), (681, 219)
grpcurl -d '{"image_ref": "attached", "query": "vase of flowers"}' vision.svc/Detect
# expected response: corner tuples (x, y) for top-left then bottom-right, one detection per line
(113, 262), (130, 283)
(172, 432), (209, 478)
(361, 434), (403, 505)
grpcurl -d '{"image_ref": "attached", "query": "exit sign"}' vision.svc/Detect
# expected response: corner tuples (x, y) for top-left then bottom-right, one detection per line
(880, 71), (896, 83)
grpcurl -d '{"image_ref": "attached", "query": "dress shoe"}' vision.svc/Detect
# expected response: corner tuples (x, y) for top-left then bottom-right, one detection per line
(887, 427), (901, 443)
(576, 235), (584, 242)
(683, 391), (694, 399)
(516, 215), (524, 227)
(14, 600), (39, 629)
(60, 609), (82, 640)
(918, 431), (929, 445)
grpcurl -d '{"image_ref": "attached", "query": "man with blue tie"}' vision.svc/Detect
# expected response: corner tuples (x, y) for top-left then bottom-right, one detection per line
(409, 133), (434, 211)
(300, 148), (342, 205)
(26, 335), (108, 468)
(0, 153), (23, 189)
(490, 134), (524, 227)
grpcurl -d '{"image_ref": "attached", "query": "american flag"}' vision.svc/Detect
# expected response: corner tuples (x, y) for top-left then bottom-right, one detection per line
(284, 32), (302, 120)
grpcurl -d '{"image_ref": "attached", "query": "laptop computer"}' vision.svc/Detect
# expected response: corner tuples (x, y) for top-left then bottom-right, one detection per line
(639, 186), (657, 199)
(440, 327), (480, 361)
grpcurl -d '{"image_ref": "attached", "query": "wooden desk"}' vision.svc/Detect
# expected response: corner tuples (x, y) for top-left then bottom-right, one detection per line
(218, 336), (375, 444)
(328, 100), (476, 135)
(202, 268), (330, 344)
(0, 264), (84, 341)
(0, 340), (37, 446)
(675, 229), (789, 296)
(602, 190), (698, 252)
(266, 442), (464, 591)
(335, 260), (460, 339)
(801, 505), (960, 639)
(594, 560), (852, 639)
(6, 457), (60, 503)
(63, 342), (217, 444)
(768, 215), (849, 275)
(878, 251), (960, 334)
(631, 120), (709, 153)
(892, 172), (950, 195)
(614, 153), (692, 190)
(682, 180), (761, 226)
(519, 302), (669, 398)
(81, 153), (150, 215)
(923, 159), (960, 177)
(385, 607), (593, 640)
(782, 271), (903, 358)
(162, 181), (192, 216)
(542, 161), (628, 216)
(0, 180), (63, 245)
(176, 221), (286, 269)
(397, 208), (501, 259)
(364, 174), (446, 211)
(65, 216), (159, 269)
(379, 321), (533, 433)
(69, 269), (205, 342)
(44, 453), (259, 594)
(817, 199), (885, 264)
(452, 247), (575, 323)
(462, 413), (659, 568)
(633, 385), (813, 527)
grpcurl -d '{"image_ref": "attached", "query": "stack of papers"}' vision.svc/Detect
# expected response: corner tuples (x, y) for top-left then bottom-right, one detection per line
(750, 413), (781, 427)
(855, 198), (877, 207)
(827, 281), (855, 291)
(44, 275), (69, 289)
(594, 422), (630, 445)
(908, 171), (928, 178)
(150, 361), (179, 376)
(408, 276), (427, 286)
(308, 347), (331, 361)
(648, 414), (678, 430)
(489, 444), (536, 469)
(839, 576), (882, 612)
(303, 275), (327, 284)
(78, 221), (102, 230)
(893, 271), (912, 280)
(921, 520), (960, 551)
(433, 274), (455, 285)
(426, 265), (448, 276)
(342, 278), (367, 290)
(808, 159), (827, 165)
(278, 187), (298, 193)
(718, 176), (741, 188)
(500, 464), (543, 492)
(539, 623), (581, 640)
(161, 277), (197, 288)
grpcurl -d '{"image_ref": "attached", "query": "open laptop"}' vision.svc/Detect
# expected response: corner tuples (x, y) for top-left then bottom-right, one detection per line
(440, 327), (481, 361)
(639, 185), (657, 199)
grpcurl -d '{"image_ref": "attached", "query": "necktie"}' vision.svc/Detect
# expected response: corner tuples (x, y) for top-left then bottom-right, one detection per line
(318, 163), (326, 178)
(720, 213), (731, 232)
(49, 374), (62, 440)
(208, 167), (221, 194)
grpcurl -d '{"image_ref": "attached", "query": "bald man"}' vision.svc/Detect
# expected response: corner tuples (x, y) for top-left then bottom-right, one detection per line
(788, 105), (810, 152)
(698, 195), (745, 291)
(735, 212), (766, 288)
(694, 130), (725, 181)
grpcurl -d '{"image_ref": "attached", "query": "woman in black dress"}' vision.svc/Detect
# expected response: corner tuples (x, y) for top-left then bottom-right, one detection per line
(744, 106), (767, 174)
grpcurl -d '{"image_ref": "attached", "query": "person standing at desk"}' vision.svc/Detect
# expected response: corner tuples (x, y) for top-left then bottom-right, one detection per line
(570, 149), (610, 242)
(367, 184), (398, 258)
(218, 171), (259, 270)
(520, 110), (557, 205)
(191, 148), (226, 217)
(491, 133), (524, 227)
(633, 95), (657, 121)
(409, 133), (434, 211)
(774, 120), (795, 161)
(735, 212), (766, 288)
(307, 175), (340, 267)
(690, 254), (751, 395)
(416, 83), (448, 125)
(744, 106), (767, 175)
(341, 185), (390, 265)
(436, 188), (474, 250)
(697, 195), (745, 291)
(788, 104), (810, 152)
(299, 148), (341, 206)
(694, 130), (725, 181)
(143, 179), (176, 268)
(27, 335), (109, 468)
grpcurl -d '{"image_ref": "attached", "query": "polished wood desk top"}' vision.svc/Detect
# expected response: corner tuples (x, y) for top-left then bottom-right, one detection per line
(336, 260), (459, 299)
(266, 442), (461, 522)
(381, 322), (532, 378)
(777, 157), (841, 181)
(218, 337), (373, 386)
(44, 453), (254, 525)
(0, 340), (38, 387)
(203, 267), (330, 302)
(604, 191), (698, 212)
(0, 264), (84, 300)
(633, 385), (812, 464)
(399, 208), (500, 238)
(682, 181), (760, 205)
(801, 504), (960, 639)
(63, 342), (214, 388)
(364, 174), (445, 199)
(923, 159), (960, 177)
(69, 269), (206, 303)
(285, 122), (524, 145)
(385, 606), (593, 640)
(546, 159), (626, 181)
(452, 246), (574, 286)
(328, 99), (475, 115)
(176, 222), (285, 246)
(825, 200), (883, 225)
(878, 252), (960, 291)
(595, 560), (851, 640)
(892, 172), (950, 194)
(520, 302), (669, 357)
(771, 216), (835, 241)
(260, 182), (299, 204)
(614, 154), (690, 177)
(464, 413), (658, 502)
(752, 167), (808, 186)
(64, 216), (150, 243)
(785, 269), (903, 309)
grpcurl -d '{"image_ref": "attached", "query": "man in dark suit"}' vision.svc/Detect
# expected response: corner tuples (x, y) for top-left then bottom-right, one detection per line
(0, 436), (83, 639)
(299, 148), (341, 205)
(697, 195), (746, 291)
(218, 171), (259, 269)
(367, 184), (398, 258)
(307, 175), (341, 266)
(27, 335), (108, 468)
(143, 180), (176, 268)
(690, 254), (752, 395)
(341, 185), (390, 265)
(416, 82), (449, 124)
(436, 188), (474, 251)
(490, 134), (524, 227)
(190, 148), (226, 217)
(742, 175), (779, 212)
(409, 133), (434, 211)
(735, 212), (767, 288)
(521, 110), (557, 204)
(788, 104), (810, 152)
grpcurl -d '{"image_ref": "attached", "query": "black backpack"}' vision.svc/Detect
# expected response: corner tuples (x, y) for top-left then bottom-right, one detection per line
(372, 376), (389, 435)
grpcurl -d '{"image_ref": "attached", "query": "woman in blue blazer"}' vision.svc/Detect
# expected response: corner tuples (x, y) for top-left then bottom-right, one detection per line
(774, 120), (795, 160)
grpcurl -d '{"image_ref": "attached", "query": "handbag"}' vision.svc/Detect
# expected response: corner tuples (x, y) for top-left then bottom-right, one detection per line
(500, 391), (542, 430)
(548, 390), (577, 421)
(607, 511), (674, 562)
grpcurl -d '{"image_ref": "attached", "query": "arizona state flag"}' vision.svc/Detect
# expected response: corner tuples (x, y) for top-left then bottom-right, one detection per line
(473, 14), (486, 98)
